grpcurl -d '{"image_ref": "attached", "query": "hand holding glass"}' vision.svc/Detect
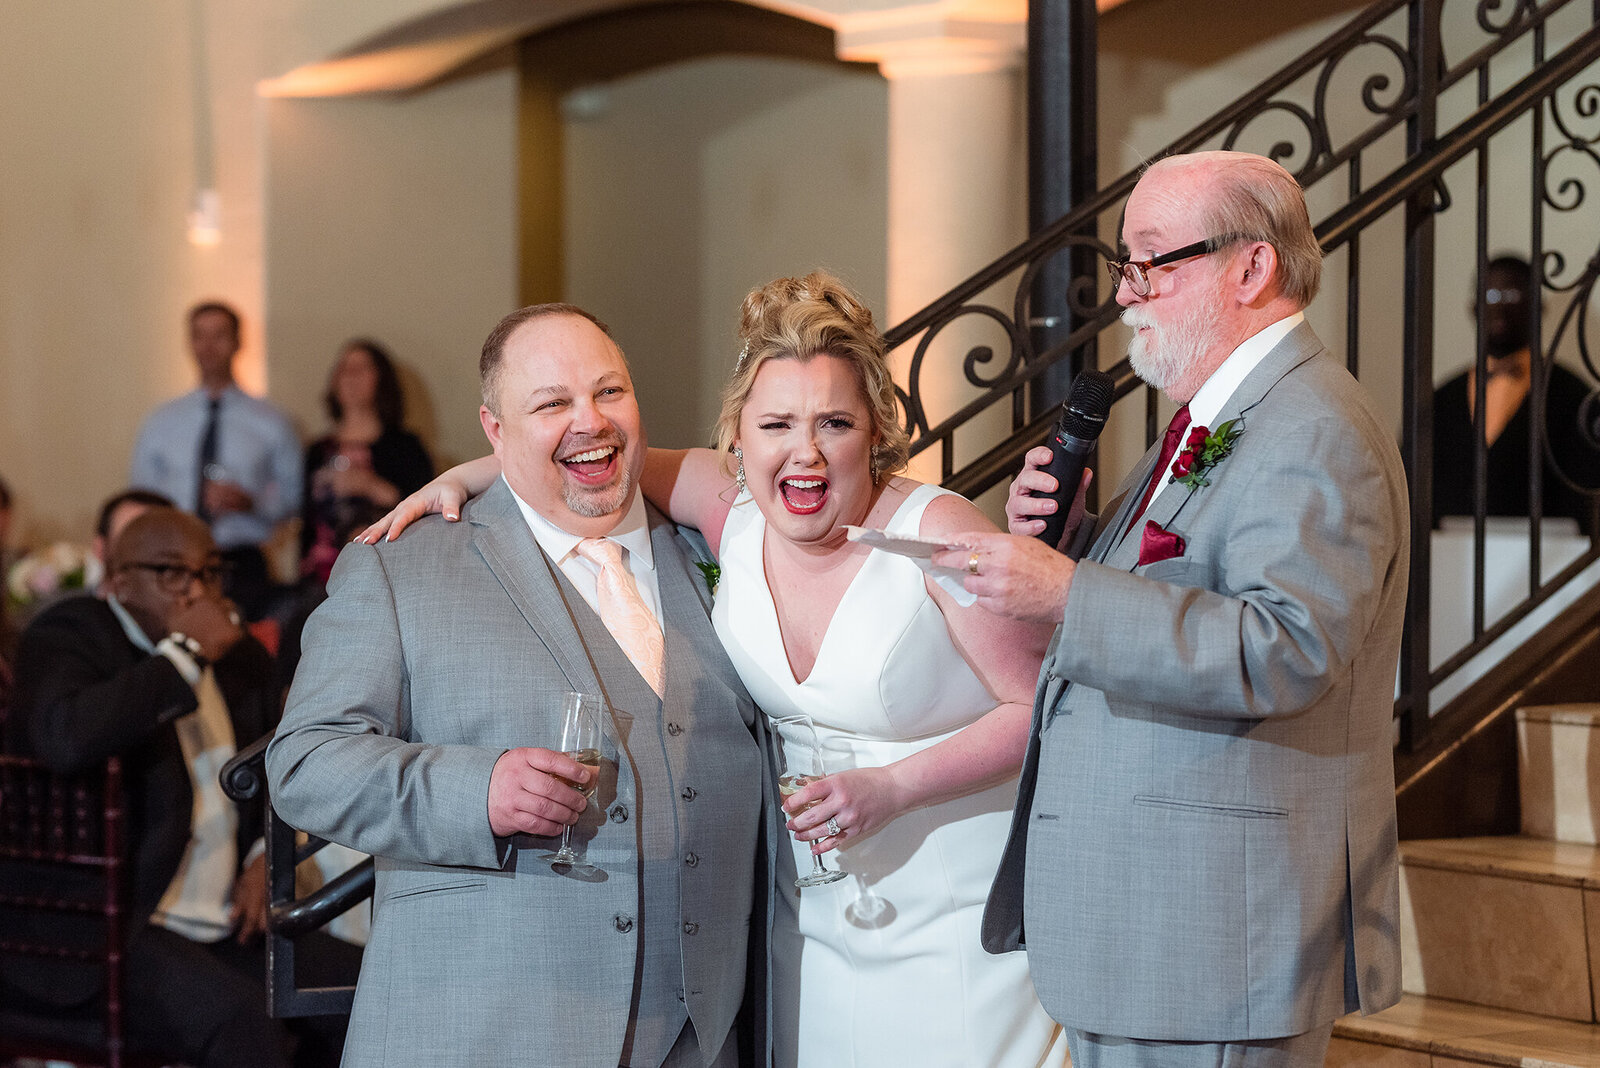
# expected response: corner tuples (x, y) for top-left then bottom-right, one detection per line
(773, 714), (847, 888)
(547, 691), (604, 875)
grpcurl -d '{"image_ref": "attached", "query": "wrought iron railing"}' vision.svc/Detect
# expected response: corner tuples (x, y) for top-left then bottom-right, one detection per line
(221, 734), (367, 1018)
(886, 0), (1600, 752)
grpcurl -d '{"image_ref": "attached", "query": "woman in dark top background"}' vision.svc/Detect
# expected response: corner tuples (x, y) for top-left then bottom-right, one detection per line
(300, 339), (433, 586)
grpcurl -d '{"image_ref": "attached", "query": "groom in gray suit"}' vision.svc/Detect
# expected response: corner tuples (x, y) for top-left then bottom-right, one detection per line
(267, 305), (771, 1067)
(943, 152), (1408, 1067)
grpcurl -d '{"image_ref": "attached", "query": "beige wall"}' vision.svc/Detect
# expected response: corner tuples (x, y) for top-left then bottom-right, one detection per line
(564, 54), (888, 451)
(1, 0), (257, 543)
(263, 71), (518, 473)
(4, 0), (1585, 552)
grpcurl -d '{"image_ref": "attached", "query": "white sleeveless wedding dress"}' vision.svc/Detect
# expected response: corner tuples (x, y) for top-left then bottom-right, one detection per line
(713, 482), (1068, 1068)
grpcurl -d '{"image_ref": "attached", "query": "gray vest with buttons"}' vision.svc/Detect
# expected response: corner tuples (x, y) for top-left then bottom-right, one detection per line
(563, 512), (765, 1067)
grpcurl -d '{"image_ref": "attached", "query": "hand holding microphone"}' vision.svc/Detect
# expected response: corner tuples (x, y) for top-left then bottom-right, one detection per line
(1022, 370), (1114, 550)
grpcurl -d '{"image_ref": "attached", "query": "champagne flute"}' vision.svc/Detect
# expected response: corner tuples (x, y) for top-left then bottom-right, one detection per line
(772, 714), (847, 888)
(818, 736), (894, 928)
(548, 691), (604, 875)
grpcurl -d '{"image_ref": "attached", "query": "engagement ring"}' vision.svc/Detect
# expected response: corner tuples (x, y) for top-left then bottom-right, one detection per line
(966, 552), (980, 576)
(825, 817), (842, 837)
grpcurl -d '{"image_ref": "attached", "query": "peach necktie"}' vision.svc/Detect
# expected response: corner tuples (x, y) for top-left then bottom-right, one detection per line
(575, 537), (665, 696)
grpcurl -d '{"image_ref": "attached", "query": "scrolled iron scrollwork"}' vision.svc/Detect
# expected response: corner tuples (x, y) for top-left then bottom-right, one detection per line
(897, 300), (1025, 445)
(1217, 26), (1415, 185)
(1475, 0), (1539, 37)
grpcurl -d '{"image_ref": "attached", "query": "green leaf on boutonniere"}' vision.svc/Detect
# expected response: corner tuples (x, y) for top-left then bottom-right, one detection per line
(694, 560), (721, 598)
(1170, 417), (1245, 490)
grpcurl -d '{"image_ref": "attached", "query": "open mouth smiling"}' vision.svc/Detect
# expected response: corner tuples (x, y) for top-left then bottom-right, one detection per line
(779, 476), (828, 514)
(561, 445), (618, 484)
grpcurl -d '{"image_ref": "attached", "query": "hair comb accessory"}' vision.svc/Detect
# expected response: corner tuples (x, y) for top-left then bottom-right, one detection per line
(735, 343), (750, 372)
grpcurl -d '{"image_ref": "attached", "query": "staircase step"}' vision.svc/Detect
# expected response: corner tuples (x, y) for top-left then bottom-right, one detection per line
(1331, 994), (1600, 1067)
(1520, 705), (1600, 846)
(1399, 837), (1600, 1021)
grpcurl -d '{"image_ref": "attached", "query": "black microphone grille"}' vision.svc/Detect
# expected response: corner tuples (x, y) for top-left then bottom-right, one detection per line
(1059, 370), (1115, 439)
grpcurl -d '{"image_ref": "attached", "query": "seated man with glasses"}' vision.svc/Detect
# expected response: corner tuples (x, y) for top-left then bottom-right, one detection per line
(3, 505), (354, 1068)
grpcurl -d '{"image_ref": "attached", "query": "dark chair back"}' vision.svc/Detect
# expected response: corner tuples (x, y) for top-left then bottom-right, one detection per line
(221, 733), (370, 1019)
(0, 753), (133, 1068)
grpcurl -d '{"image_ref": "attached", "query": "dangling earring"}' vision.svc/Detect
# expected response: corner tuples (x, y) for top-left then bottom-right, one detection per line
(733, 446), (745, 490)
(869, 444), (883, 485)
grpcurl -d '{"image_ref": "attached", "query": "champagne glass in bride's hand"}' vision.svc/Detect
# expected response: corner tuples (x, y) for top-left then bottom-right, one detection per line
(818, 736), (894, 928)
(547, 691), (604, 875)
(773, 714), (847, 889)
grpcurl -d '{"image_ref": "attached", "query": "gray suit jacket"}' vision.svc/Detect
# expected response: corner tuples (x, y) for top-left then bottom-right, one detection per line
(266, 481), (773, 1067)
(982, 323), (1408, 1041)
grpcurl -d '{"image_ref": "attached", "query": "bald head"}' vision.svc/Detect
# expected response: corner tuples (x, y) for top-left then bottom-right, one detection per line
(1142, 151), (1323, 308)
(109, 507), (214, 571)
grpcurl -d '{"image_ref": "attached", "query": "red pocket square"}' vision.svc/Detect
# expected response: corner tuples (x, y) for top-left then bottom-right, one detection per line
(1138, 520), (1186, 566)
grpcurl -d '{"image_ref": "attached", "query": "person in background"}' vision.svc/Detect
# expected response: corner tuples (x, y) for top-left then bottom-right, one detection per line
(92, 488), (177, 587)
(129, 301), (302, 620)
(4, 506), (355, 1067)
(299, 339), (432, 588)
(1431, 254), (1600, 534)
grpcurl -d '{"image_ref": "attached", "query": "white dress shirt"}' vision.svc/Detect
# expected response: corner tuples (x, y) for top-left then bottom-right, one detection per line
(505, 478), (664, 629)
(1146, 311), (1304, 509)
(128, 384), (303, 550)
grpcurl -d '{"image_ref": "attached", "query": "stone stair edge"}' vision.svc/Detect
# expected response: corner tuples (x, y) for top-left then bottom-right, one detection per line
(1518, 703), (1600, 726)
(1335, 996), (1600, 1068)
(1400, 836), (1600, 889)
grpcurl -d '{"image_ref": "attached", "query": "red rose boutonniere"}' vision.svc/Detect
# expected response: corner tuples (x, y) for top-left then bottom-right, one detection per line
(1169, 418), (1244, 490)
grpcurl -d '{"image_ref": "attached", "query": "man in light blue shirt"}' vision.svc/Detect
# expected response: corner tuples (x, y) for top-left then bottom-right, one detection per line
(129, 302), (301, 618)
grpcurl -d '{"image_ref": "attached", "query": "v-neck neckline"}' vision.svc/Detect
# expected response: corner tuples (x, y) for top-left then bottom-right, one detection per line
(757, 488), (921, 687)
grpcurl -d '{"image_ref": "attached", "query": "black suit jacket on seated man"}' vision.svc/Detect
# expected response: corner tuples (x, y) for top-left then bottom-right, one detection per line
(1, 507), (355, 1068)
(2, 593), (278, 1008)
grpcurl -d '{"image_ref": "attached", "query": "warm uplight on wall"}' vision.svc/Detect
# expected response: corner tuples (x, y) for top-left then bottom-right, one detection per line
(187, 0), (217, 247)
(187, 188), (221, 247)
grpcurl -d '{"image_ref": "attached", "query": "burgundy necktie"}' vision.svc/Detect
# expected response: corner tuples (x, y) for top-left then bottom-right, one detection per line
(1131, 404), (1191, 522)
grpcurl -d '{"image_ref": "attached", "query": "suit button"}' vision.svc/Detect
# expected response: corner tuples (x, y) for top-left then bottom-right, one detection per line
(681, 786), (698, 802)
(609, 803), (628, 824)
(614, 915), (634, 933)
(667, 722), (683, 736)
(682, 921), (699, 935)
(685, 852), (699, 867)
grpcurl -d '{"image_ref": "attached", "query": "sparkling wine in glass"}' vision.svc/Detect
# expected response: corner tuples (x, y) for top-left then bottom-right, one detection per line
(548, 691), (604, 875)
(773, 714), (847, 889)
(818, 736), (894, 928)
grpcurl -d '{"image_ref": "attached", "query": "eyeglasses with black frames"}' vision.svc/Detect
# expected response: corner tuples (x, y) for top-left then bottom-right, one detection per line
(120, 561), (229, 594)
(1105, 232), (1254, 298)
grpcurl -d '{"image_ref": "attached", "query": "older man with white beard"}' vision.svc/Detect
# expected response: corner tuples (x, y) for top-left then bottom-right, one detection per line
(939, 151), (1410, 1068)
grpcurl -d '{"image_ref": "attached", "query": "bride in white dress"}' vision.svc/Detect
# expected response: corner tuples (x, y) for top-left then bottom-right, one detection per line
(366, 273), (1070, 1068)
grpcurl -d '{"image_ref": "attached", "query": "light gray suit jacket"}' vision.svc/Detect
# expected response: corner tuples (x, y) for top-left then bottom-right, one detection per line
(266, 481), (774, 1067)
(982, 323), (1408, 1041)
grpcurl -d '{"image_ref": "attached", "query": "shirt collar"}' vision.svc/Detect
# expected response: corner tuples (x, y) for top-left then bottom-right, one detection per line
(1186, 311), (1304, 430)
(505, 477), (655, 571)
(107, 594), (157, 654)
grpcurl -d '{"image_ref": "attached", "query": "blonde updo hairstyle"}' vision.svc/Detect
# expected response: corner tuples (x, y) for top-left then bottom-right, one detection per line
(714, 271), (910, 485)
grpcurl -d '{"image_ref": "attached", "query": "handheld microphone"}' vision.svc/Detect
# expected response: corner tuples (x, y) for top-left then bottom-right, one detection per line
(1033, 369), (1115, 547)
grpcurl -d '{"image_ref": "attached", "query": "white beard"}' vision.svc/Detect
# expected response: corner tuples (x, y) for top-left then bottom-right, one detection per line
(1123, 295), (1225, 394)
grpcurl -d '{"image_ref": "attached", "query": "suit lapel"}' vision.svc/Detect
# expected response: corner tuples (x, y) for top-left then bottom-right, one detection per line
(467, 480), (604, 694)
(1103, 321), (1327, 571)
(1098, 447), (1165, 560)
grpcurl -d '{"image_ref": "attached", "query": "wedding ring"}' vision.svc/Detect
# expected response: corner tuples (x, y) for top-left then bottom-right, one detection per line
(825, 817), (842, 838)
(966, 552), (980, 576)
